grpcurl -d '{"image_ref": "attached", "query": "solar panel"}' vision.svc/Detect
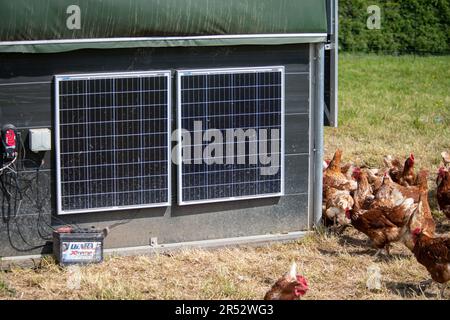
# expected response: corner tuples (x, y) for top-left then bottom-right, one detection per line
(55, 71), (171, 215)
(177, 67), (285, 205)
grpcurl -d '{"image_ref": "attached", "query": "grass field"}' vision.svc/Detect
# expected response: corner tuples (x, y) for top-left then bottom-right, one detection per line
(326, 54), (449, 170)
(0, 54), (449, 300)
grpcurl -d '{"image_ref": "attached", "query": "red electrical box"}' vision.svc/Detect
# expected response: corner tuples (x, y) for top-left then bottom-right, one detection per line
(1, 124), (18, 161)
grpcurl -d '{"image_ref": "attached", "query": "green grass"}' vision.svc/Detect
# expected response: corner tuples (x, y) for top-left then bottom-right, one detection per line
(0, 278), (15, 297)
(325, 54), (450, 170)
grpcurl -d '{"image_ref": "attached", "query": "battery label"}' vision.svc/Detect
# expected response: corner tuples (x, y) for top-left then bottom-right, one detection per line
(61, 241), (102, 262)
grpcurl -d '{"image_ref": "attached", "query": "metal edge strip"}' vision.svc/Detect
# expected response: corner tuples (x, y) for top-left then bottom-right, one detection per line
(0, 34), (328, 46)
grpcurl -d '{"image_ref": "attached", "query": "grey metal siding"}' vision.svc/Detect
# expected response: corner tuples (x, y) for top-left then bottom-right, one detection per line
(0, 44), (311, 257)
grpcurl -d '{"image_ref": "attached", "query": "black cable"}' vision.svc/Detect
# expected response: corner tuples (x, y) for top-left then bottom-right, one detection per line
(0, 173), (12, 221)
(13, 216), (47, 248)
(34, 166), (57, 240)
(18, 131), (26, 171)
(5, 222), (47, 252)
(35, 166), (83, 233)
(0, 132), (85, 252)
(17, 132), (90, 232)
(1, 164), (48, 251)
(15, 157), (83, 231)
(1, 148), (51, 248)
(0, 165), (23, 220)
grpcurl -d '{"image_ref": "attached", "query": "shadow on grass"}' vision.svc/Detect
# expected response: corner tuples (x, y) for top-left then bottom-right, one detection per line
(435, 221), (450, 234)
(385, 280), (437, 299)
(337, 234), (371, 249)
(317, 247), (372, 257)
(316, 233), (412, 260)
(317, 247), (411, 261)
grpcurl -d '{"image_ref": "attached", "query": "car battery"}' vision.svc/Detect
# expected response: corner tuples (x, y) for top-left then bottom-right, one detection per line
(53, 227), (105, 266)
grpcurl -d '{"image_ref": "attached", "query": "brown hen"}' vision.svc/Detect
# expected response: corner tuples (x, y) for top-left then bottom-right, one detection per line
(353, 168), (374, 210)
(442, 151), (450, 169)
(385, 154), (416, 186)
(402, 201), (450, 298)
(349, 197), (417, 256)
(264, 262), (309, 300)
(323, 149), (357, 192)
(437, 167), (450, 219)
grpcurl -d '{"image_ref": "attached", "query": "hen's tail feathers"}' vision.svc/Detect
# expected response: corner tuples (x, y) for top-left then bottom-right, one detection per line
(383, 155), (394, 168)
(442, 151), (450, 167)
(401, 198), (415, 209)
(328, 149), (343, 170)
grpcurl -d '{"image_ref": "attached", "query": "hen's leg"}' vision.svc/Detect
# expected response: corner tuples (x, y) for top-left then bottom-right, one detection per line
(419, 279), (433, 287)
(439, 283), (447, 299)
(385, 244), (391, 256)
(418, 279), (433, 297)
(373, 249), (383, 257)
(336, 224), (349, 235)
(331, 216), (338, 235)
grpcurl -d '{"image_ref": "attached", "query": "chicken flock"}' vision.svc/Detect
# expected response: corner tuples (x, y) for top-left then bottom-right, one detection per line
(264, 150), (450, 300)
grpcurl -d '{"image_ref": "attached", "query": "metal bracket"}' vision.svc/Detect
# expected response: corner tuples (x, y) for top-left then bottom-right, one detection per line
(325, 43), (335, 50)
(150, 237), (158, 247)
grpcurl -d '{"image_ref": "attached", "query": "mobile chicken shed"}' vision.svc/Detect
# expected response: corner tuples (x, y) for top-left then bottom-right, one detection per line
(0, 0), (338, 260)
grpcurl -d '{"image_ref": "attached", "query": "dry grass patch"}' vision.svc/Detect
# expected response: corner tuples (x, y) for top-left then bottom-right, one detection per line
(1, 224), (449, 300)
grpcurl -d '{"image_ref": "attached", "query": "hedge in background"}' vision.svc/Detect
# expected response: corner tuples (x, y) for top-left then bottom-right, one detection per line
(339, 0), (450, 54)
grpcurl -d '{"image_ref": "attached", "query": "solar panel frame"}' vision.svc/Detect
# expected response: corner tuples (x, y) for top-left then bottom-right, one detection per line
(54, 70), (172, 215)
(177, 66), (285, 206)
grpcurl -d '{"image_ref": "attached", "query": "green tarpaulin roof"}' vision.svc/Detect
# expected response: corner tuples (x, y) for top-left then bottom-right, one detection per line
(0, 0), (328, 53)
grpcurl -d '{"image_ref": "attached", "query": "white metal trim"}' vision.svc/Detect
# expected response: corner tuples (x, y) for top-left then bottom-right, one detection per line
(178, 66), (285, 76)
(54, 70), (172, 215)
(179, 192), (284, 206)
(177, 66), (285, 206)
(324, 0), (339, 128)
(177, 71), (183, 206)
(307, 44), (314, 230)
(331, 0), (339, 127)
(58, 202), (171, 216)
(313, 44), (325, 226)
(0, 33), (328, 46)
(55, 77), (62, 215)
(280, 66), (286, 197)
(104, 231), (309, 254)
(166, 72), (173, 207)
(55, 70), (172, 80)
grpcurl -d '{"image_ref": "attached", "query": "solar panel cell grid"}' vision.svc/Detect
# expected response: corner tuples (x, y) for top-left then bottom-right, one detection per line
(178, 67), (285, 205)
(55, 72), (171, 215)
